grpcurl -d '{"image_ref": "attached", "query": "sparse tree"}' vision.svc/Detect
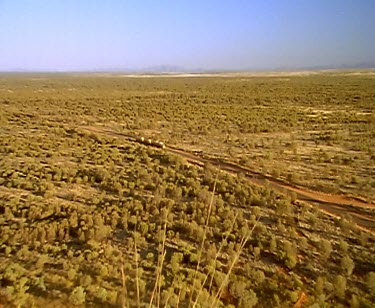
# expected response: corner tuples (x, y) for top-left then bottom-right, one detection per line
(341, 255), (355, 276)
(69, 286), (86, 305)
(366, 272), (375, 294)
(334, 275), (346, 299)
(320, 239), (332, 260)
(315, 276), (325, 295)
(339, 239), (348, 253)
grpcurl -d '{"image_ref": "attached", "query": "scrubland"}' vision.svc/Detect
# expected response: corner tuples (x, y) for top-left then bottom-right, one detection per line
(0, 72), (374, 307)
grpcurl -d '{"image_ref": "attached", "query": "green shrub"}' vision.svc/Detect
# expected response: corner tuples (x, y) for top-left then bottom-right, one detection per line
(69, 286), (86, 305)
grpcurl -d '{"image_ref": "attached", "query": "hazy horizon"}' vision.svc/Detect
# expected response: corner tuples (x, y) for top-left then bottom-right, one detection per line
(1, 0), (374, 72)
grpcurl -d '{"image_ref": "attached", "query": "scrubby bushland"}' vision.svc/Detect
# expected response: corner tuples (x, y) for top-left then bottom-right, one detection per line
(0, 73), (374, 307)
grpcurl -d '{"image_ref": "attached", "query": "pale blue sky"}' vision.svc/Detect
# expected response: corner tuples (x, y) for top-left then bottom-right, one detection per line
(0, 0), (374, 71)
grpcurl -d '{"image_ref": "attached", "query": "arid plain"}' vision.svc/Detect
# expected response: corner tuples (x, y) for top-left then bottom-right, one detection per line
(0, 71), (374, 307)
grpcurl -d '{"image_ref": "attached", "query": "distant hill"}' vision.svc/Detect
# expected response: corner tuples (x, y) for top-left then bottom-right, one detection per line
(295, 61), (375, 71)
(134, 61), (375, 74)
(138, 65), (187, 73)
(1, 61), (375, 73)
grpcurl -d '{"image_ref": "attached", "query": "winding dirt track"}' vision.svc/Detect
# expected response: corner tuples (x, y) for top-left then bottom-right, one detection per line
(81, 126), (375, 232)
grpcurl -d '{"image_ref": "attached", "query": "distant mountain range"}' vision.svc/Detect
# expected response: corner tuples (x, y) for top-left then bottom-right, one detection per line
(275, 61), (375, 72)
(102, 61), (375, 73)
(1, 61), (375, 73)
(109, 65), (208, 74)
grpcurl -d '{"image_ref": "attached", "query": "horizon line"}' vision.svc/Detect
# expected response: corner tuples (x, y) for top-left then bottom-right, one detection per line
(1, 65), (375, 75)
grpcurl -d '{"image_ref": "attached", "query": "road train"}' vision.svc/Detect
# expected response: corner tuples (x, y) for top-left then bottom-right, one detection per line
(134, 136), (165, 149)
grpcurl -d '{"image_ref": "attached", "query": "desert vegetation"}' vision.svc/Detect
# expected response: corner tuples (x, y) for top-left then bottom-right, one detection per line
(0, 72), (374, 307)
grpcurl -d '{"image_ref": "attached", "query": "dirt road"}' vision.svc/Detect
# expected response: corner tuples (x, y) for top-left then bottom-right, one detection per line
(167, 147), (375, 230)
(81, 126), (375, 232)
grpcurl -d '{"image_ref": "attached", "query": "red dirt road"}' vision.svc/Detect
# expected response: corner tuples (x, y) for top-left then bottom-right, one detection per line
(81, 126), (375, 232)
(167, 146), (375, 231)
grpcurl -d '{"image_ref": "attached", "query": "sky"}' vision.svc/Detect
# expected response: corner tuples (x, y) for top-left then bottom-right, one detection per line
(0, 0), (374, 71)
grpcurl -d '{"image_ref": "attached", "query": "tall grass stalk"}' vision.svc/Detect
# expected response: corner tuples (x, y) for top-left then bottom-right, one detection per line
(210, 217), (259, 308)
(121, 257), (128, 308)
(148, 207), (169, 308)
(189, 167), (219, 307)
(134, 233), (140, 308)
(191, 273), (209, 308)
(157, 209), (169, 308)
(192, 211), (239, 308)
(176, 286), (182, 307)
